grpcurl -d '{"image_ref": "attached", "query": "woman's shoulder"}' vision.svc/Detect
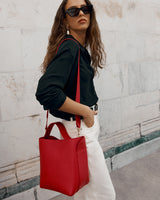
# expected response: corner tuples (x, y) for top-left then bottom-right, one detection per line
(58, 35), (80, 54)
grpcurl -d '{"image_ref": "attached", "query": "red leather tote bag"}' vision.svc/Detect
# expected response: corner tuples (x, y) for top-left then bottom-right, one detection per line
(39, 122), (89, 196)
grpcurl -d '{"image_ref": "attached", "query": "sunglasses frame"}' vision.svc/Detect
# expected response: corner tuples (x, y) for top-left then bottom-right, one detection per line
(65, 4), (93, 17)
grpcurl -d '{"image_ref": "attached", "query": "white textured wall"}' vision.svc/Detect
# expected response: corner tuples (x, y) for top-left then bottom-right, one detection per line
(94, 0), (160, 132)
(0, 0), (160, 196)
(0, 0), (61, 168)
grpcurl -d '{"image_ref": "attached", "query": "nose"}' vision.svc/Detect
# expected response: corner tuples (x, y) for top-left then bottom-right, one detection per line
(79, 9), (84, 16)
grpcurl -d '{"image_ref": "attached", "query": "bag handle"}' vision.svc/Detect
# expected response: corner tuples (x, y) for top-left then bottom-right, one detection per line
(44, 122), (71, 139)
(45, 38), (81, 130)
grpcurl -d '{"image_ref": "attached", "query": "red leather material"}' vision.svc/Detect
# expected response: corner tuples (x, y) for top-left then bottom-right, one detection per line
(39, 122), (89, 196)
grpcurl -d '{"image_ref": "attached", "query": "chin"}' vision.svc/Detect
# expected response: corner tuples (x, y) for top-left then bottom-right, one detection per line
(78, 25), (90, 31)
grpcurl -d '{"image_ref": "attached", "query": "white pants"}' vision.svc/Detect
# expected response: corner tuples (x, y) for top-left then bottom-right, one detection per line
(62, 114), (116, 200)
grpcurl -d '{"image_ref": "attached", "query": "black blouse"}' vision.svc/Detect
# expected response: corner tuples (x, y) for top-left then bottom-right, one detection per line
(35, 34), (98, 120)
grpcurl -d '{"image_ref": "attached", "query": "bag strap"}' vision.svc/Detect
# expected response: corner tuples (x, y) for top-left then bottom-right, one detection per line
(44, 122), (71, 139)
(45, 38), (81, 130)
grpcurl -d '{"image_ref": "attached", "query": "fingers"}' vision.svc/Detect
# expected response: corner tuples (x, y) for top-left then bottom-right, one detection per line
(94, 110), (98, 115)
(83, 109), (98, 127)
(83, 115), (94, 128)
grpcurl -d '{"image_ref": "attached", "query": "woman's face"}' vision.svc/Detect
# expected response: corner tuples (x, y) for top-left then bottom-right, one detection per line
(65, 0), (91, 34)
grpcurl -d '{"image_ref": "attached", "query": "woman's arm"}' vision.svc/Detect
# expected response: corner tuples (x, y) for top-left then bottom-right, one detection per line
(36, 41), (97, 127)
(59, 96), (97, 127)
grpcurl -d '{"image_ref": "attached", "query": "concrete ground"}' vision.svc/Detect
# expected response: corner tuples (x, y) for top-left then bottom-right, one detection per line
(50, 149), (160, 200)
(111, 148), (160, 200)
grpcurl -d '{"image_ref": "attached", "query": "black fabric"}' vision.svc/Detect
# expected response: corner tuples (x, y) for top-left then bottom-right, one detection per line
(35, 34), (98, 120)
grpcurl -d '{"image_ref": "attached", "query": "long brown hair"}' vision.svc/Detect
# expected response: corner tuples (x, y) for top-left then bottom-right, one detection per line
(41, 0), (106, 75)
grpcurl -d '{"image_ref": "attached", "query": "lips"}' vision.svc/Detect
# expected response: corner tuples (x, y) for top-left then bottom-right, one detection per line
(78, 18), (87, 23)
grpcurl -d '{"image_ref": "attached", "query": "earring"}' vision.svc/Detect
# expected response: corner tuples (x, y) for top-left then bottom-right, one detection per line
(66, 25), (70, 35)
(67, 29), (70, 35)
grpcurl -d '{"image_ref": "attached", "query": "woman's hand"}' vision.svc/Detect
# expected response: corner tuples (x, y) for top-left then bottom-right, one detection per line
(82, 106), (98, 128)
(58, 97), (98, 127)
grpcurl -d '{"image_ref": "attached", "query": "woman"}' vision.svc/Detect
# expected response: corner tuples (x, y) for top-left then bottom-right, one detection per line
(35, 0), (116, 199)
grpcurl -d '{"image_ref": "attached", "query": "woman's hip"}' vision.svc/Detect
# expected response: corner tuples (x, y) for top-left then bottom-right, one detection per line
(61, 114), (100, 141)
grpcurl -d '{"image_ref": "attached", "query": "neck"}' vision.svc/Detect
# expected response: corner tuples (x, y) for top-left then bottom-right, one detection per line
(69, 31), (86, 47)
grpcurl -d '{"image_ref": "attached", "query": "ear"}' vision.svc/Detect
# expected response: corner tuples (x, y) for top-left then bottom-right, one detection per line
(66, 24), (70, 30)
(64, 18), (68, 26)
(64, 19), (70, 30)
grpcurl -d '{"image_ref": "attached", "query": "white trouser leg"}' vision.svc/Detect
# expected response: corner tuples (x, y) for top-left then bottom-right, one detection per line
(62, 114), (116, 200)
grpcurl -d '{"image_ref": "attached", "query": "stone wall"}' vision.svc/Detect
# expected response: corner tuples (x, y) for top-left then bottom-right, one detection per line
(0, 0), (160, 199)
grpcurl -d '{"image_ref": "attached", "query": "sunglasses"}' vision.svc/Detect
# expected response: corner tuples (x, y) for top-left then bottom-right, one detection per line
(65, 4), (93, 17)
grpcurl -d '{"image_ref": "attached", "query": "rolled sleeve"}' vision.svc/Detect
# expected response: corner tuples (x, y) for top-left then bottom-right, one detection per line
(35, 41), (79, 110)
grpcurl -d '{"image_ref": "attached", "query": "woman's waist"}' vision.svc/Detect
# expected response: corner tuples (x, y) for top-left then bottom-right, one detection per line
(49, 101), (98, 121)
(62, 103), (98, 122)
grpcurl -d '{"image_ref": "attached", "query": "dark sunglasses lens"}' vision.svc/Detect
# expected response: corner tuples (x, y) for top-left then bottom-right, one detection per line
(67, 8), (79, 17)
(66, 5), (93, 17)
(82, 5), (93, 14)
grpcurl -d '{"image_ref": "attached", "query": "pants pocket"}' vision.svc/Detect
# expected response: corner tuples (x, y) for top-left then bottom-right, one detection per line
(80, 115), (100, 141)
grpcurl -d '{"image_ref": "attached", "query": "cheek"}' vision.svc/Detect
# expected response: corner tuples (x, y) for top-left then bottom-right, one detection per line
(70, 20), (77, 27)
(86, 15), (91, 25)
(87, 14), (90, 21)
(67, 17), (76, 27)
(86, 17), (90, 28)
